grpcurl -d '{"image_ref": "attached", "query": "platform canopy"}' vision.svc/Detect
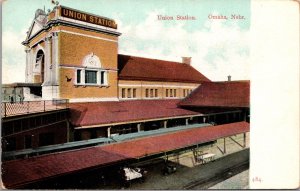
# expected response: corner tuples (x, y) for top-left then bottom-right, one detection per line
(179, 81), (250, 108)
(69, 99), (201, 127)
(2, 121), (249, 188)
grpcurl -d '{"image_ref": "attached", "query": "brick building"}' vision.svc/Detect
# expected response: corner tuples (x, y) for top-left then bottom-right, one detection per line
(23, 5), (209, 102)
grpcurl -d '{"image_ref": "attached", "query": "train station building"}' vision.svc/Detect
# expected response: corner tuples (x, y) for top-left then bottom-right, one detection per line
(1, 5), (250, 189)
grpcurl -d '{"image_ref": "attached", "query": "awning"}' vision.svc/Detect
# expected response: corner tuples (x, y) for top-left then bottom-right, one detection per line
(2, 121), (249, 188)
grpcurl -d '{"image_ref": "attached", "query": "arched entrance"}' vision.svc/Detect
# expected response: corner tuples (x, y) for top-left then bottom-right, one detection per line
(36, 49), (45, 83)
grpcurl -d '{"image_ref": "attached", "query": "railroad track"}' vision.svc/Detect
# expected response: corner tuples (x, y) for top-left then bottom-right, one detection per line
(182, 161), (249, 189)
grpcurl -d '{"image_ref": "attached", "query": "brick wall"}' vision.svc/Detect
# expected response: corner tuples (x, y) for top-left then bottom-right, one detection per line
(58, 28), (119, 99)
(119, 80), (200, 99)
(59, 30), (118, 68)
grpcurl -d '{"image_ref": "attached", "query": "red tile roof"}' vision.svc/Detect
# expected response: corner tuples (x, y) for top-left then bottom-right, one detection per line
(179, 81), (250, 108)
(69, 99), (200, 127)
(2, 121), (249, 188)
(118, 54), (211, 83)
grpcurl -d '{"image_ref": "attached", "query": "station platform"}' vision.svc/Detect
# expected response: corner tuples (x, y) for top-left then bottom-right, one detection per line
(2, 121), (249, 188)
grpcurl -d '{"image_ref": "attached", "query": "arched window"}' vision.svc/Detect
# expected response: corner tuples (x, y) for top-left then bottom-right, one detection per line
(36, 49), (45, 83)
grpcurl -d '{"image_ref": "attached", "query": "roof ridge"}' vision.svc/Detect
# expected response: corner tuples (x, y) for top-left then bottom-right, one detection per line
(201, 80), (250, 84)
(118, 54), (186, 65)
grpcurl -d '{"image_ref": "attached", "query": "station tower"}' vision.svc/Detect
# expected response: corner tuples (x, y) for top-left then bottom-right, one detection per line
(23, 5), (121, 101)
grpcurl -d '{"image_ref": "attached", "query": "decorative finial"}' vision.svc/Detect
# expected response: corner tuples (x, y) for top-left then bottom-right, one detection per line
(51, 0), (59, 6)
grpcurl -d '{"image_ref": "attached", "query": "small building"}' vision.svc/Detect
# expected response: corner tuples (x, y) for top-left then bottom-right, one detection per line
(2, 83), (42, 102)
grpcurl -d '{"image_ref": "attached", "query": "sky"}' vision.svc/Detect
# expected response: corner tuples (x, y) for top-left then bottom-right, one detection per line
(2, 0), (250, 83)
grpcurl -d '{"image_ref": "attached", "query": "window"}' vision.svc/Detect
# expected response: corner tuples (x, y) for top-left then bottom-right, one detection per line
(100, 71), (105, 84)
(77, 70), (81, 83)
(150, 89), (153, 97)
(122, 88), (126, 98)
(146, 89), (149, 97)
(127, 88), (131, 98)
(166, 89), (169, 97)
(174, 89), (177, 97)
(76, 69), (108, 86)
(170, 89), (173, 97)
(85, 70), (97, 84)
(155, 89), (158, 97)
(121, 88), (137, 99)
(35, 50), (45, 82)
(182, 89), (192, 96)
(133, 89), (136, 98)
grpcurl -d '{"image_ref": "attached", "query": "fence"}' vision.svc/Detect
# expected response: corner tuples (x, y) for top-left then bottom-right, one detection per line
(1, 99), (69, 117)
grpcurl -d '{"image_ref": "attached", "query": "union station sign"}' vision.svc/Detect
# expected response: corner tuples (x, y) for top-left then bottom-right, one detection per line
(61, 6), (117, 29)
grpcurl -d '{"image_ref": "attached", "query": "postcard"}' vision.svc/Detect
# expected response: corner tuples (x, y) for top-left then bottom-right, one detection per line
(1, 0), (299, 189)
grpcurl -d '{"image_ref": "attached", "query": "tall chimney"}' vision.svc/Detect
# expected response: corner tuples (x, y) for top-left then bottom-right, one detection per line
(227, 75), (231, 81)
(182, 57), (191, 65)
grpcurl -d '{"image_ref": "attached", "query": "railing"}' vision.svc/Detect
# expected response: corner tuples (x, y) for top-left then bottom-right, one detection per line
(1, 99), (69, 117)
